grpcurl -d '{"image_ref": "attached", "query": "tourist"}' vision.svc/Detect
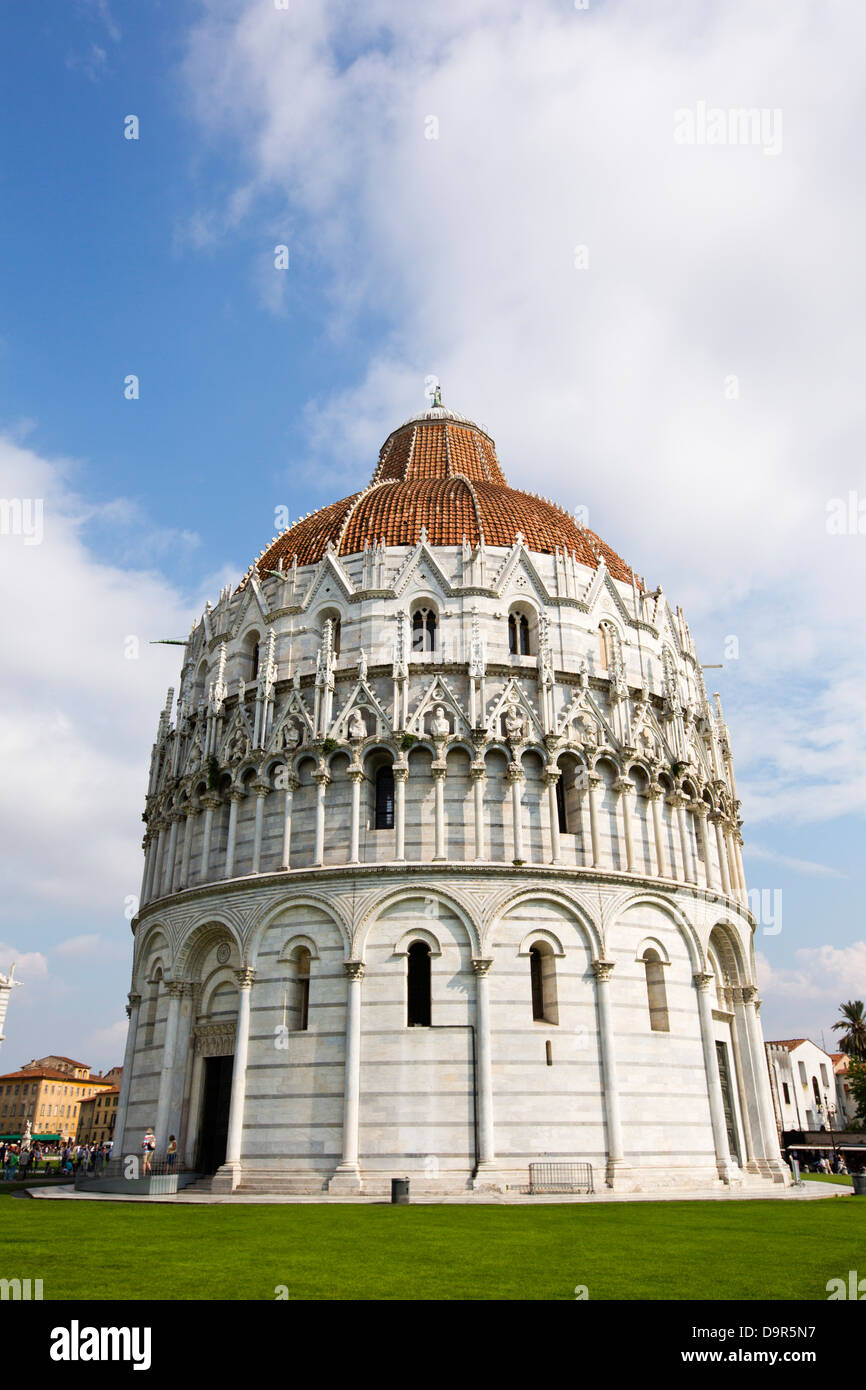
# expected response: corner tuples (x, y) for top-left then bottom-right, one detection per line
(166, 1135), (177, 1169)
(142, 1127), (156, 1175)
(4, 1147), (18, 1182)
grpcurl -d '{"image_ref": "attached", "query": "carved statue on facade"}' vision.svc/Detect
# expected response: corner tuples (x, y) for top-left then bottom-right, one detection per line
(226, 724), (250, 763)
(431, 705), (450, 739)
(278, 719), (301, 752)
(348, 708), (367, 741)
(504, 701), (526, 744)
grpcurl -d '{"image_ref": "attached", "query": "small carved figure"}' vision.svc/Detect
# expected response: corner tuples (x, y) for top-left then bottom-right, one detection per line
(504, 700), (526, 743)
(578, 714), (599, 747)
(278, 719), (301, 752)
(638, 725), (658, 759)
(227, 725), (249, 762)
(431, 705), (450, 739)
(348, 708), (367, 741)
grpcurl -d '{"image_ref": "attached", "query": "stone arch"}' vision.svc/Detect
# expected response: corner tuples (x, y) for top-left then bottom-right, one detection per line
(174, 918), (243, 980)
(604, 890), (704, 972)
(133, 922), (174, 990)
(635, 934), (671, 966)
(277, 934), (320, 964)
(484, 886), (603, 959)
(517, 927), (566, 958)
(708, 920), (750, 987)
(393, 926), (444, 958)
(355, 884), (481, 960)
(248, 893), (352, 961)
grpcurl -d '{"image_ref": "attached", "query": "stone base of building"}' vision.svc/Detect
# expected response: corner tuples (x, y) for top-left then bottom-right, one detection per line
(327, 1163), (365, 1195)
(210, 1161), (243, 1193)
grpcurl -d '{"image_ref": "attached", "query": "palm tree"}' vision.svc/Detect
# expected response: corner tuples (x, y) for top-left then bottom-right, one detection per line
(832, 1001), (866, 1061)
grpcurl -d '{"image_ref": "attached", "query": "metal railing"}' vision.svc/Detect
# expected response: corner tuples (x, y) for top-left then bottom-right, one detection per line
(529, 1161), (594, 1194)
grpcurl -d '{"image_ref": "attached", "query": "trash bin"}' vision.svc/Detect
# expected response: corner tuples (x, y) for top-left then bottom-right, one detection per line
(391, 1177), (409, 1205)
(852, 1175), (866, 1196)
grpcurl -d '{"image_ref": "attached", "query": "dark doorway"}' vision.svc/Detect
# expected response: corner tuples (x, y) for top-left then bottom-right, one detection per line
(197, 1054), (234, 1173)
(715, 1040), (741, 1166)
(407, 941), (431, 1026)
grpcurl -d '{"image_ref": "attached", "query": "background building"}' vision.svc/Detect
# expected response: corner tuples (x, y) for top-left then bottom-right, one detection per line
(116, 401), (787, 1195)
(0, 1056), (118, 1144)
(76, 1083), (121, 1146)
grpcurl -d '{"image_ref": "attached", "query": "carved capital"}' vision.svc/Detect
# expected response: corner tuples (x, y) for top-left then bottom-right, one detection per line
(469, 763), (487, 782)
(200, 791), (222, 811)
(693, 971), (714, 992)
(235, 966), (256, 989)
(344, 960), (366, 982)
(252, 780), (271, 798)
(689, 800), (709, 819)
(646, 782), (664, 801)
(740, 985), (759, 1007)
(165, 980), (191, 999)
(392, 764), (409, 782)
(471, 958), (493, 977)
(506, 763), (525, 783)
(613, 778), (634, 795)
(542, 767), (561, 785)
(591, 959), (615, 982)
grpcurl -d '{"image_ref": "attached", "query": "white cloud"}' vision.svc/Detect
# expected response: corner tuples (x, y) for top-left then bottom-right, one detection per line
(0, 946), (48, 981)
(181, 0), (866, 828)
(55, 935), (102, 959)
(744, 846), (845, 879)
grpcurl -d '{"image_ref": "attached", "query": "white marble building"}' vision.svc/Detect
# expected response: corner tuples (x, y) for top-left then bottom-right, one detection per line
(115, 402), (787, 1193)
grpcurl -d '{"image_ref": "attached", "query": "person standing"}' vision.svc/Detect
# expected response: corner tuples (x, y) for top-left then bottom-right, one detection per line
(166, 1135), (177, 1169)
(141, 1128), (156, 1175)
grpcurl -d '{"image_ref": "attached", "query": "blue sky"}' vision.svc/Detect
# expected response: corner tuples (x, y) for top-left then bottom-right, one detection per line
(0, 0), (864, 1071)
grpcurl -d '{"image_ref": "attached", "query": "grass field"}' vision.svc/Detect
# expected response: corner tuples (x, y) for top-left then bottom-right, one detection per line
(802, 1173), (856, 1187)
(1, 1187), (862, 1300)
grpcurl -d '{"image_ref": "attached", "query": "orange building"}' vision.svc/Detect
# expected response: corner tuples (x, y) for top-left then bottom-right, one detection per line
(0, 1055), (119, 1144)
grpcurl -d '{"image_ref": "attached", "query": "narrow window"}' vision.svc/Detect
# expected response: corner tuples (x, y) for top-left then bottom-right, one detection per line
(782, 1082), (791, 1105)
(407, 941), (432, 1026)
(545, 1040), (553, 1067)
(508, 614), (518, 654)
(250, 641), (259, 683)
(295, 948), (311, 1032)
(375, 765), (395, 829)
(812, 1075), (821, 1107)
(529, 942), (559, 1024)
(530, 946), (544, 1020)
(644, 950), (670, 1032)
(412, 608), (437, 653)
(519, 614), (530, 655)
(555, 776), (568, 833)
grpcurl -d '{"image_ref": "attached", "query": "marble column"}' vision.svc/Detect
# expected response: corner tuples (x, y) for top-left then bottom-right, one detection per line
(313, 769), (330, 866)
(162, 815), (180, 897)
(586, 772), (601, 868)
(741, 986), (787, 1177)
(112, 992), (141, 1157)
(647, 783), (668, 877)
(151, 821), (168, 900)
(349, 768), (363, 864)
(329, 961), (365, 1193)
(280, 774), (298, 871)
(224, 788), (245, 879)
(724, 822), (740, 900)
(141, 834), (157, 905)
(155, 981), (185, 1148)
(691, 801), (713, 890)
(394, 764), (408, 861)
(432, 763), (447, 861)
(694, 972), (735, 1182)
(199, 792), (222, 883)
(592, 960), (627, 1187)
(544, 769), (561, 865)
(251, 781), (269, 873)
(670, 793), (696, 883)
(471, 959), (497, 1185)
(614, 778), (636, 872)
(508, 763), (525, 862)
(178, 806), (198, 891)
(710, 812), (731, 895)
(470, 763), (486, 861)
(213, 967), (255, 1191)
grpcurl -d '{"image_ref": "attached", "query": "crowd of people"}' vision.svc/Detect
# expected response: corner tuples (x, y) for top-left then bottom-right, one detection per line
(0, 1139), (113, 1180)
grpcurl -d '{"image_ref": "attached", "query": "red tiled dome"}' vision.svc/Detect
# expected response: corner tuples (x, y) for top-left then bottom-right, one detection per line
(254, 408), (635, 584)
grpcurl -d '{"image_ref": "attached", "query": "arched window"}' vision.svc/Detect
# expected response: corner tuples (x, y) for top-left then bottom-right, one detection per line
(529, 943), (558, 1024)
(407, 941), (432, 1026)
(244, 630), (261, 685)
(643, 949), (669, 1032)
(555, 777), (568, 833)
(319, 611), (341, 658)
(375, 765), (395, 829)
(508, 610), (532, 655)
(412, 607), (437, 653)
(293, 947), (311, 1032)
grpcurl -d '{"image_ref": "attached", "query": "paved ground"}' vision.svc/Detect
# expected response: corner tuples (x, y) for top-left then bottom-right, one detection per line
(29, 1182), (849, 1206)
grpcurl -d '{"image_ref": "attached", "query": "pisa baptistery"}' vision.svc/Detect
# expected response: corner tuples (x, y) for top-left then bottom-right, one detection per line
(114, 397), (787, 1194)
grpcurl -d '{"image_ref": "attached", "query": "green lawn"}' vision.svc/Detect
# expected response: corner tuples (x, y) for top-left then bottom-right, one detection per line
(1, 1189), (862, 1300)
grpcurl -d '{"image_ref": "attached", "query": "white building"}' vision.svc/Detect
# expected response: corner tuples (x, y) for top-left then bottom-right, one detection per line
(766, 1039), (844, 1133)
(114, 401), (787, 1194)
